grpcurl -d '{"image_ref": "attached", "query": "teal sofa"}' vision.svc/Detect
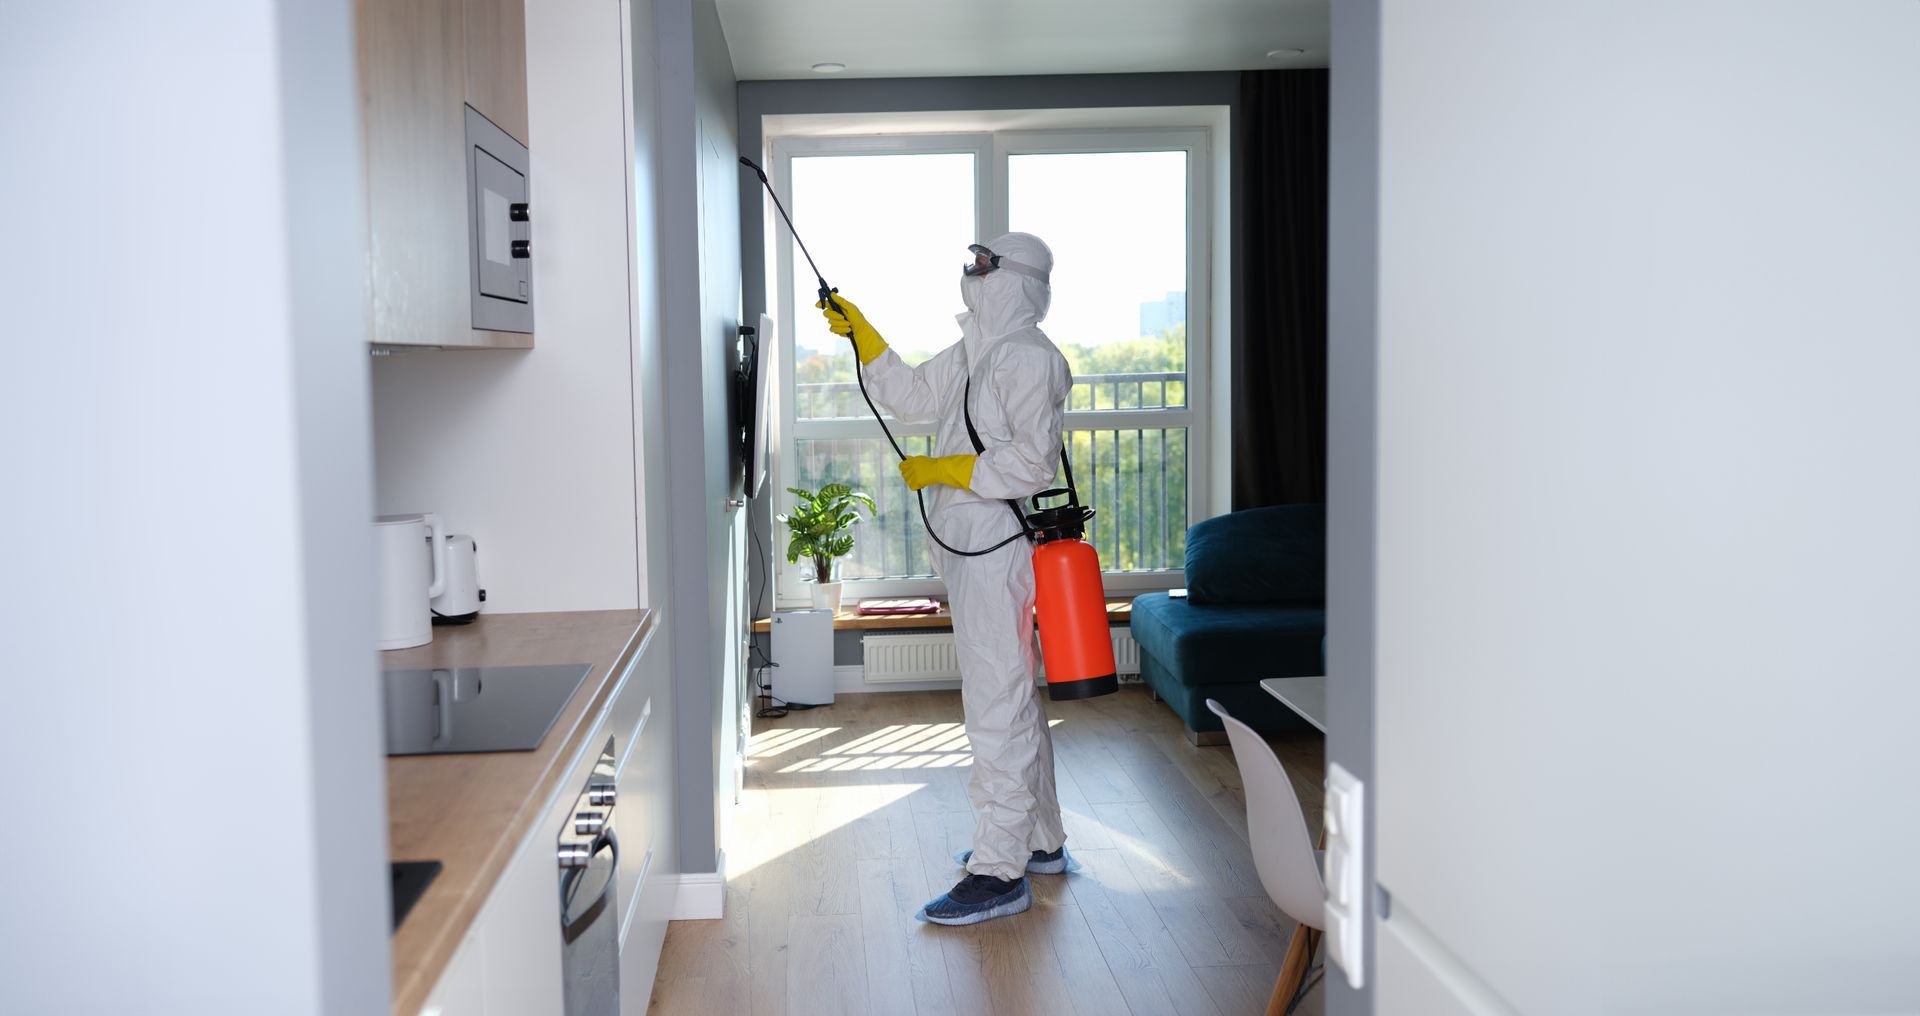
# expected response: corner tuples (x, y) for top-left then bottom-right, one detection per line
(1129, 504), (1325, 744)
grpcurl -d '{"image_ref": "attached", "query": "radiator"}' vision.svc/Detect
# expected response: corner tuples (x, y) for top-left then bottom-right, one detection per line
(862, 629), (1140, 684)
(1110, 629), (1141, 677)
(861, 632), (962, 684)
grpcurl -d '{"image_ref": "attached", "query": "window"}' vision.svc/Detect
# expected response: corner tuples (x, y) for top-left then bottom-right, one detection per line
(770, 128), (1212, 606)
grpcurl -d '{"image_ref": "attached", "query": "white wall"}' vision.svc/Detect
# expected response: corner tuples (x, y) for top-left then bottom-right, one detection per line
(1, 2), (389, 1012)
(370, 0), (643, 614)
(1358, 2), (1920, 1013)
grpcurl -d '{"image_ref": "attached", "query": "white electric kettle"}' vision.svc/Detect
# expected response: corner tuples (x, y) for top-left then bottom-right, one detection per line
(375, 513), (447, 650)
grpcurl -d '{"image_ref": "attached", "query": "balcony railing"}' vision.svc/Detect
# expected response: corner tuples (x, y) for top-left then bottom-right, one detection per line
(797, 371), (1187, 421)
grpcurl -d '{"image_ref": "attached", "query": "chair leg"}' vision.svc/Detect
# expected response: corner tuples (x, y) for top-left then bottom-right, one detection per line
(1266, 922), (1314, 1016)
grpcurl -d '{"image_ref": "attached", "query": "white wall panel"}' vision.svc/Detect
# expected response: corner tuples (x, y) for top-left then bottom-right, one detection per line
(1368, 3), (1920, 1013)
(1, 2), (387, 1011)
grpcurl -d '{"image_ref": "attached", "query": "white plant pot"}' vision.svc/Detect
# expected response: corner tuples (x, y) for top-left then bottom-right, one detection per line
(810, 580), (843, 614)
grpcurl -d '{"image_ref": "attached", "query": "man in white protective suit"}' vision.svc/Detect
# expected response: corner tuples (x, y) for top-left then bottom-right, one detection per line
(818, 232), (1072, 925)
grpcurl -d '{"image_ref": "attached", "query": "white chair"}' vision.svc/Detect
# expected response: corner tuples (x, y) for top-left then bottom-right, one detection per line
(1206, 698), (1324, 1015)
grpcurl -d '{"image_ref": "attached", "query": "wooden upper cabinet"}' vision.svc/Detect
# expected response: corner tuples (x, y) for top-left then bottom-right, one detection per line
(358, 0), (532, 349)
(464, 0), (529, 145)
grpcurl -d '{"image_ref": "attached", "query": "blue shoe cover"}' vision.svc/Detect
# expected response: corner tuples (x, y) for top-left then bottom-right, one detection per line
(915, 875), (1032, 926)
(952, 846), (1078, 875)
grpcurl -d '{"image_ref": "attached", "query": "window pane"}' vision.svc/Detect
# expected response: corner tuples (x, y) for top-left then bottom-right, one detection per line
(793, 435), (939, 580)
(789, 153), (976, 420)
(1063, 427), (1188, 573)
(1009, 151), (1188, 393)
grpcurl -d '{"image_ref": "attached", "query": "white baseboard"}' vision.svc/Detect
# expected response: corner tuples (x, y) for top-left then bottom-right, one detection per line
(669, 852), (726, 921)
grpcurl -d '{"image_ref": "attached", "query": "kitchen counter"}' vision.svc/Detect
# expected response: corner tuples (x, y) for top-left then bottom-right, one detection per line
(383, 609), (653, 1016)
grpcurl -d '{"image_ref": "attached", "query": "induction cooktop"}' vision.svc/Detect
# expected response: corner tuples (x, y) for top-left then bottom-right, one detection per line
(390, 860), (441, 932)
(382, 664), (591, 756)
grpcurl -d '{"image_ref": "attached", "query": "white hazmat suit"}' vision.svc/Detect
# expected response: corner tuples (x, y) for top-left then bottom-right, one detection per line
(852, 232), (1072, 882)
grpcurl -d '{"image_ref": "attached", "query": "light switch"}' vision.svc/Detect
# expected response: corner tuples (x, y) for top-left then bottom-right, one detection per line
(1324, 909), (1351, 974)
(1325, 846), (1352, 907)
(1324, 762), (1366, 989)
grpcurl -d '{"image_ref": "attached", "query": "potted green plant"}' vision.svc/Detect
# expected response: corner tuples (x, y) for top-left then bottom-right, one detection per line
(777, 483), (876, 613)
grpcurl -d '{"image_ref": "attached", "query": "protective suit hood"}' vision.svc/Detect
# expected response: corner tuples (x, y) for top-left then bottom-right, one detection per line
(958, 232), (1053, 363)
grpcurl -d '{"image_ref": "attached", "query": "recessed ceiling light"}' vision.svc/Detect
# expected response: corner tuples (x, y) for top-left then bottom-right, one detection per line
(811, 62), (846, 74)
(1265, 48), (1305, 59)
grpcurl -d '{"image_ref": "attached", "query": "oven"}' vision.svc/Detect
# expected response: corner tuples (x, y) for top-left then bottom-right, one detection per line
(556, 737), (620, 1015)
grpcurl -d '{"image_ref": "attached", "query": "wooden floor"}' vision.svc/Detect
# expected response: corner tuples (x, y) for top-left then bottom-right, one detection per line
(647, 685), (1327, 1016)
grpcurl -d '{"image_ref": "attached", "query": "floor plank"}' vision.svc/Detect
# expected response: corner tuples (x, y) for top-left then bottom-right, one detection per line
(856, 857), (921, 1016)
(788, 913), (870, 1016)
(651, 685), (1324, 1016)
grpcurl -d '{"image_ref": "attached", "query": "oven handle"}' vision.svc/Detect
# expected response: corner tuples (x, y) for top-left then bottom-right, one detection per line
(559, 827), (619, 944)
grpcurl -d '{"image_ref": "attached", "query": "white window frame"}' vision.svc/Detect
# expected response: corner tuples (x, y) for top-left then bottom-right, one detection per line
(770, 127), (1212, 609)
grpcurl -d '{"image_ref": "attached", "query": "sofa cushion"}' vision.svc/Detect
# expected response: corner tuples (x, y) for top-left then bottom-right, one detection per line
(1130, 591), (1324, 686)
(1185, 504), (1325, 605)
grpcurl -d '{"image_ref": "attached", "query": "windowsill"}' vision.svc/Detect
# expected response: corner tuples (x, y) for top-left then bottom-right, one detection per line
(751, 596), (1138, 633)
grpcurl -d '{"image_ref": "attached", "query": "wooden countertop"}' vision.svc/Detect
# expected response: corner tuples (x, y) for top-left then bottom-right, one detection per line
(751, 596), (1137, 633)
(383, 609), (653, 1016)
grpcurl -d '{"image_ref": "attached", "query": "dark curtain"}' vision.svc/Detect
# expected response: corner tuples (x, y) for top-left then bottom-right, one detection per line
(1232, 69), (1329, 509)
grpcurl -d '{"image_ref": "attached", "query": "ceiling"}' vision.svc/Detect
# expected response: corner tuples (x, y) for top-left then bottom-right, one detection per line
(713, 0), (1329, 81)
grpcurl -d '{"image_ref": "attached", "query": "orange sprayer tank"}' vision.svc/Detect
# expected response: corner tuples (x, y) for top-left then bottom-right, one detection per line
(1028, 491), (1117, 700)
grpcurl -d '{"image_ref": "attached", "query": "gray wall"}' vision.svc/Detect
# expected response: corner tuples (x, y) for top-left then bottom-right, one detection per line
(652, 0), (743, 878)
(2, 1), (389, 1011)
(1324, 0), (1380, 1011)
(735, 72), (1240, 631)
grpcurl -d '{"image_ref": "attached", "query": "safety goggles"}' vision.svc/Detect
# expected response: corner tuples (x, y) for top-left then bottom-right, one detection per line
(962, 243), (1049, 283)
(963, 244), (1003, 277)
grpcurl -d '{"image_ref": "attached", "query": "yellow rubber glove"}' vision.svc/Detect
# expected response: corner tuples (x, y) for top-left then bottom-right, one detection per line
(899, 454), (976, 492)
(816, 294), (888, 365)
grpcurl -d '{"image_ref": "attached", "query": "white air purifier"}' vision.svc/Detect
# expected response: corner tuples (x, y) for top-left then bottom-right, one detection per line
(769, 609), (835, 707)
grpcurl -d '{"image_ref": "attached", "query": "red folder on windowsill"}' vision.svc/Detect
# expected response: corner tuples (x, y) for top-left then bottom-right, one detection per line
(854, 597), (942, 616)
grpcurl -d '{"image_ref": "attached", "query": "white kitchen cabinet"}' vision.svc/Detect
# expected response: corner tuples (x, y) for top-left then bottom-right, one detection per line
(357, 0), (534, 348)
(414, 833), (562, 1016)
(478, 823), (567, 1014)
(419, 929), (485, 1016)
(615, 624), (675, 1011)
(413, 620), (672, 1016)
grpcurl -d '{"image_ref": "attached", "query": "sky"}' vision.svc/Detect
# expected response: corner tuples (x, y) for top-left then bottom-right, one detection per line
(785, 149), (1188, 365)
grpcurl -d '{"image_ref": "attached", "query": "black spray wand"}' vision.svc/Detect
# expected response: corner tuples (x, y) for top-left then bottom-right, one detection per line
(737, 156), (1021, 557)
(739, 161), (848, 327)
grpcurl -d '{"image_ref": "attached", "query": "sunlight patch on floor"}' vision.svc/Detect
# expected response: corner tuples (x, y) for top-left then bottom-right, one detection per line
(727, 780), (925, 876)
(767, 722), (975, 773)
(747, 726), (842, 758)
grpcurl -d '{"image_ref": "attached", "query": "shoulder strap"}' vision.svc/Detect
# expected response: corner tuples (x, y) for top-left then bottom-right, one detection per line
(963, 376), (1037, 541)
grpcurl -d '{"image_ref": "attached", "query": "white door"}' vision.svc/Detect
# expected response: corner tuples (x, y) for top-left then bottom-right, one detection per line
(1345, 2), (1920, 1013)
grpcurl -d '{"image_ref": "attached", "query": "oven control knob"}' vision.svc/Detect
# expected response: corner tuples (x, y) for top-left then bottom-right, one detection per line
(588, 782), (616, 807)
(557, 840), (590, 868)
(510, 202), (531, 222)
(511, 240), (532, 259)
(574, 810), (608, 836)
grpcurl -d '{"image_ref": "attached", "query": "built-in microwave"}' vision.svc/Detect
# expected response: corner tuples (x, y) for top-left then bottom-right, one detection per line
(464, 105), (533, 333)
